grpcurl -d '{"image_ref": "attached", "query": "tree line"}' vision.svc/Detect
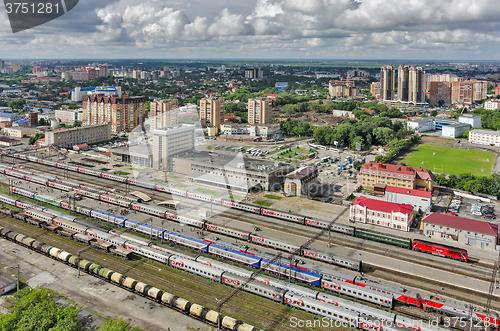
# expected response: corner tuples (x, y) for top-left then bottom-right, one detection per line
(280, 115), (409, 150)
(434, 173), (500, 198)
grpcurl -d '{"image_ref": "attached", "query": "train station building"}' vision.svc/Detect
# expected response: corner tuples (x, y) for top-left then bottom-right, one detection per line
(422, 213), (499, 252)
(350, 196), (414, 231)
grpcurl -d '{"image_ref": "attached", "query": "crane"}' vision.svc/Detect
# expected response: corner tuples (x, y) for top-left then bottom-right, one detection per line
(436, 93), (445, 107)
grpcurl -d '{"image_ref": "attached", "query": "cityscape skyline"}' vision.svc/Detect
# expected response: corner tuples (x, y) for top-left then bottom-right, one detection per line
(2, 0), (500, 60)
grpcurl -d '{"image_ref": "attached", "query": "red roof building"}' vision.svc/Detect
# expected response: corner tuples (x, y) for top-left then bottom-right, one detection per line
(350, 197), (413, 231)
(422, 213), (498, 251)
(350, 196), (414, 231)
(359, 162), (434, 191)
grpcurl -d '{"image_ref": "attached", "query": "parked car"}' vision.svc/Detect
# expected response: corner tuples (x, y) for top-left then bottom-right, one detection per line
(447, 211), (458, 216)
(485, 214), (496, 219)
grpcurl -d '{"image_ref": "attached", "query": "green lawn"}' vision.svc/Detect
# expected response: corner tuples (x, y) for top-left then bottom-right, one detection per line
(152, 179), (167, 183)
(293, 147), (311, 154)
(266, 149), (282, 155)
(114, 171), (130, 176)
(278, 151), (297, 158)
(401, 144), (495, 176)
(264, 194), (283, 200)
(194, 187), (220, 195)
(253, 200), (273, 207)
(129, 167), (142, 171)
(175, 183), (188, 188)
(230, 195), (244, 200)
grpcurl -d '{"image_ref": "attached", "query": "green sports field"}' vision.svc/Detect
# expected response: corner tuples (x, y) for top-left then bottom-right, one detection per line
(401, 144), (495, 176)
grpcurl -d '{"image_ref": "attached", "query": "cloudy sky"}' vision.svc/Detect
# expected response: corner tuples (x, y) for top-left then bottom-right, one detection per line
(1, 0), (500, 60)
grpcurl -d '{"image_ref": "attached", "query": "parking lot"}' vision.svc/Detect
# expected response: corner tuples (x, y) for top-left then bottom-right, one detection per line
(445, 194), (499, 224)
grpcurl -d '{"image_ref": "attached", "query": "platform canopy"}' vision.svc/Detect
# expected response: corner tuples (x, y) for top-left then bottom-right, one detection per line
(130, 191), (152, 202)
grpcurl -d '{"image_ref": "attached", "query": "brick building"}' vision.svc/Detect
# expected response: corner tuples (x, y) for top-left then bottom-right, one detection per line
(358, 162), (434, 191)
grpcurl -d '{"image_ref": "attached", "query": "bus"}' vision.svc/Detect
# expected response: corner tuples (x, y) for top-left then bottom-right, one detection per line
(321, 156), (330, 163)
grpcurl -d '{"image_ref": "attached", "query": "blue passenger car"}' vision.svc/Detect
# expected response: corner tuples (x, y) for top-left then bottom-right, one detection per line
(208, 244), (261, 268)
(260, 258), (322, 286)
(164, 231), (209, 252)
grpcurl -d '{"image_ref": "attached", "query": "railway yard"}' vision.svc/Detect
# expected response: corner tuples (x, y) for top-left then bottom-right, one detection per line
(1, 152), (500, 331)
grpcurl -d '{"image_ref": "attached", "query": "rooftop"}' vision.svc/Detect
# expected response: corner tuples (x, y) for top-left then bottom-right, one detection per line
(385, 186), (432, 198)
(422, 213), (499, 236)
(0, 271), (16, 289)
(285, 166), (317, 180)
(470, 129), (500, 136)
(0, 113), (20, 118)
(353, 196), (414, 215)
(446, 123), (471, 128)
(408, 118), (434, 123)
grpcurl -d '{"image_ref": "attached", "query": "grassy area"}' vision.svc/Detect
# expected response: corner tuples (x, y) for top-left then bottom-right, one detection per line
(169, 175), (180, 179)
(151, 179), (167, 183)
(253, 200), (273, 207)
(229, 195), (244, 200)
(194, 187), (220, 195)
(401, 144), (495, 176)
(114, 171), (130, 176)
(175, 183), (188, 188)
(292, 147), (311, 154)
(264, 194), (283, 200)
(129, 168), (142, 171)
(278, 151), (297, 158)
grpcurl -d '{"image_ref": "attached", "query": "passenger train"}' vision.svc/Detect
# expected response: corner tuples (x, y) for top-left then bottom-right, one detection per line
(0, 189), (496, 329)
(2, 158), (469, 263)
(1, 205), (489, 331)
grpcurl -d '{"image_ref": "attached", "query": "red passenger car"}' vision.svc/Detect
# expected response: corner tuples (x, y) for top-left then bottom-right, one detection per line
(412, 239), (468, 262)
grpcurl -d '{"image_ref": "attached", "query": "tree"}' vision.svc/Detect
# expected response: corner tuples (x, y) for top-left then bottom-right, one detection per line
(0, 287), (83, 331)
(38, 118), (49, 126)
(430, 110), (438, 117)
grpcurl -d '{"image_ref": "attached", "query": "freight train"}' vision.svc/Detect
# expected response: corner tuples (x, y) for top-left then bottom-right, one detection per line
(0, 225), (257, 331)
(2, 159), (469, 263)
(0, 211), (477, 331)
(0, 191), (496, 329)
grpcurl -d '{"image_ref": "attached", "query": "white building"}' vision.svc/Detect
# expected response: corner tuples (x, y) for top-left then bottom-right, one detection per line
(442, 123), (470, 138)
(484, 100), (500, 110)
(407, 118), (435, 133)
(71, 86), (122, 102)
(219, 122), (280, 138)
(54, 109), (82, 125)
(350, 196), (414, 231)
(45, 123), (112, 148)
(152, 125), (195, 171)
(469, 129), (500, 147)
(385, 186), (432, 212)
(458, 114), (482, 128)
(0, 107), (12, 113)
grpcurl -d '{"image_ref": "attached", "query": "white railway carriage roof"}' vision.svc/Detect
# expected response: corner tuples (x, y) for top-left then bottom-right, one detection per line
(223, 271), (286, 293)
(195, 257), (254, 277)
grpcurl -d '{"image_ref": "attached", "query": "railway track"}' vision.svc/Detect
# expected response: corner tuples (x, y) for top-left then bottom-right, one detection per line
(12, 160), (495, 284)
(0, 213), (330, 331)
(3, 203), (500, 330)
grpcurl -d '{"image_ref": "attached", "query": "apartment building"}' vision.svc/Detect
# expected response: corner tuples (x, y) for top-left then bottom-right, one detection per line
(370, 82), (381, 99)
(425, 73), (461, 90)
(28, 112), (38, 127)
(380, 65), (395, 101)
(45, 123), (112, 148)
(350, 196), (414, 231)
(247, 97), (271, 124)
(358, 162), (434, 191)
(469, 129), (500, 147)
(199, 97), (224, 129)
(328, 80), (359, 98)
(429, 81), (487, 106)
(149, 99), (179, 132)
(82, 95), (145, 133)
(408, 65), (425, 104)
(397, 65), (409, 101)
(152, 125), (195, 171)
(245, 67), (263, 79)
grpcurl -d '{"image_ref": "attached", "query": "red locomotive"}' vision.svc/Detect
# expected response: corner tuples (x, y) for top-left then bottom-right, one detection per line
(412, 239), (468, 261)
